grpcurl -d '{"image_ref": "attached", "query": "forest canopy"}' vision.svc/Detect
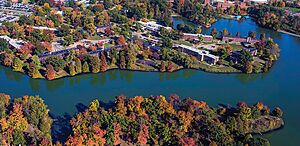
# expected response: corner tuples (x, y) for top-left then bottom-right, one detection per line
(0, 94), (284, 146)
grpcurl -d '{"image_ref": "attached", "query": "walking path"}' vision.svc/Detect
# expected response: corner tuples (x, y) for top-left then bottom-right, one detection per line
(278, 30), (300, 38)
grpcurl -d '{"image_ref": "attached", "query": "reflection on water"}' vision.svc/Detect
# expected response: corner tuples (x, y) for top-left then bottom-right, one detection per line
(183, 69), (197, 79)
(235, 74), (261, 84)
(46, 78), (64, 92)
(108, 70), (118, 81)
(29, 79), (40, 92)
(3, 66), (23, 82)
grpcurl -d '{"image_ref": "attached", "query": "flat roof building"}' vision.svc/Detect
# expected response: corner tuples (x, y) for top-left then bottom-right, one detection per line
(174, 44), (219, 65)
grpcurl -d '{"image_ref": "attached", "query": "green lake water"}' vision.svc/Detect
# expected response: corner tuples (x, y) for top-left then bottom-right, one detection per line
(0, 18), (300, 145)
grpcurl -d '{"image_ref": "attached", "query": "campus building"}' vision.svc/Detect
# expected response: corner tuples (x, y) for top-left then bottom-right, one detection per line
(174, 44), (219, 65)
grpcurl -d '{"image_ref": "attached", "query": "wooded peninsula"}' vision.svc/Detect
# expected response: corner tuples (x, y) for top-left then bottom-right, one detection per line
(0, 93), (284, 146)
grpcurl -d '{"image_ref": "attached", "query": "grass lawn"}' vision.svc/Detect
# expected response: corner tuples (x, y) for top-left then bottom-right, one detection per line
(104, 43), (113, 48)
(176, 40), (194, 46)
(231, 44), (243, 51)
(193, 61), (240, 73)
(88, 35), (102, 40)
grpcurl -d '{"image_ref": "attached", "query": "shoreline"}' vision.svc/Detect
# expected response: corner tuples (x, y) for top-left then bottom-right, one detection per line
(2, 64), (263, 81)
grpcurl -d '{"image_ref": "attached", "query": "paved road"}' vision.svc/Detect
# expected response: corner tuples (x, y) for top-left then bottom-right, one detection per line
(39, 45), (124, 59)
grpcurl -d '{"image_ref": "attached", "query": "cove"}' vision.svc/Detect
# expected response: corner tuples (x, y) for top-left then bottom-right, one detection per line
(0, 18), (300, 145)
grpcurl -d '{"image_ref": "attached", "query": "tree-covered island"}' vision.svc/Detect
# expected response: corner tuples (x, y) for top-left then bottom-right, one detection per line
(0, 0), (290, 80)
(0, 93), (284, 145)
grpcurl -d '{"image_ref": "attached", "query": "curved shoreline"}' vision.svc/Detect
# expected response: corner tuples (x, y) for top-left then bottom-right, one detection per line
(2, 64), (269, 81)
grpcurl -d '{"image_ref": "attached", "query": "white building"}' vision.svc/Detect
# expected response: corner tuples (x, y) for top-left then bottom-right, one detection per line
(139, 21), (172, 32)
(246, 0), (268, 3)
(174, 44), (219, 65)
(0, 35), (25, 49)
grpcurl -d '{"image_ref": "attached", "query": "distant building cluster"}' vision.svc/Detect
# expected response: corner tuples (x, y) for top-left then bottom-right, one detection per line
(0, 0), (33, 12)
(0, 12), (19, 25)
(203, 0), (268, 11)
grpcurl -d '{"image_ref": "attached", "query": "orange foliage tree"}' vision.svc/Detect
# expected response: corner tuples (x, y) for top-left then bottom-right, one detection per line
(45, 64), (56, 80)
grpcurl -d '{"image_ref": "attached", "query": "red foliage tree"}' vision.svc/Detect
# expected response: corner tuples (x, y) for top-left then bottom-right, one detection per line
(160, 61), (166, 72)
(100, 52), (108, 72)
(180, 137), (196, 146)
(137, 124), (149, 145)
(93, 124), (106, 145)
(25, 26), (34, 34)
(19, 42), (34, 54)
(42, 42), (53, 52)
(113, 123), (122, 146)
(117, 35), (126, 45)
(237, 101), (247, 109)
(115, 95), (127, 115)
(167, 61), (174, 72)
(179, 0), (185, 6)
(89, 45), (97, 51)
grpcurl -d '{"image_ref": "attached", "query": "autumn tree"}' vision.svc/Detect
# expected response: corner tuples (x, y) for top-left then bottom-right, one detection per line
(160, 61), (166, 72)
(2, 53), (14, 67)
(167, 61), (174, 72)
(69, 63), (76, 76)
(100, 52), (108, 72)
(45, 64), (56, 80)
(211, 28), (218, 39)
(221, 28), (229, 36)
(89, 45), (97, 51)
(74, 58), (82, 73)
(113, 123), (122, 145)
(42, 42), (53, 52)
(126, 48), (136, 69)
(115, 95), (127, 116)
(117, 35), (126, 45)
(31, 55), (41, 68)
(28, 63), (40, 78)
(0, 93), (10, 118)
(12, 57), (23, 72)
(83, 61), (90, 73)
(110, 47), (118, 65)
(137, 124), (149, 145)
(141, 49), (152, 60)
(88, 56), (100, 73)
(45, 56), (66, 71)
(119, 51), (126, 69)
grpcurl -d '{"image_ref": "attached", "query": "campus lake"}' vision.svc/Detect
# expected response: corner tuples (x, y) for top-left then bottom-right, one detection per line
(0, 18), (300, 145)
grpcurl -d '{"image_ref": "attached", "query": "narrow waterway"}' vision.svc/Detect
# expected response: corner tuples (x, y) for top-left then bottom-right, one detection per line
(0, 18), (299, 145)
